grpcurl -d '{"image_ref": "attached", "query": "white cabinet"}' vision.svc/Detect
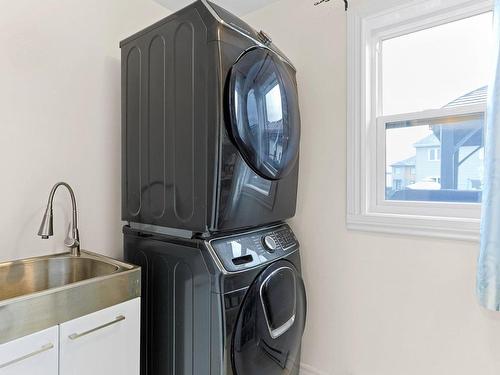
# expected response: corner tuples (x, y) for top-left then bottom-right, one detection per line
(0, 326), (58, 375)
(59, 298), (141, 375)
(0, 298), (140, 375)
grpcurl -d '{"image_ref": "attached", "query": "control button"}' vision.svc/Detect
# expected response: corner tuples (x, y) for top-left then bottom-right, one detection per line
(258, 30), (272, 45)
(274, 228), (296, 249)
(263, 235), (277, 252)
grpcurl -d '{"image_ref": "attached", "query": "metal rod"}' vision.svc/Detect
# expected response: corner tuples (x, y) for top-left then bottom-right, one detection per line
(68, 315), (126, 340)
(0, 343), (54, 369)
(314, 0), (348, 11)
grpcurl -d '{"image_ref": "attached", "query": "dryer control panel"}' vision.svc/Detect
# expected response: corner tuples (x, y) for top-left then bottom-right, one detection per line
(209, 224), (299, 273)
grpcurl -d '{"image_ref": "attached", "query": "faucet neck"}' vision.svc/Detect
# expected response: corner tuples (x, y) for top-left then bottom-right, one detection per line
(40, 182), (81, 256)
(47, 182), (78, 229)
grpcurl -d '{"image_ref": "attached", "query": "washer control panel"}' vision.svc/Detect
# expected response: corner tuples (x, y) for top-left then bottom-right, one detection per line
(209, 224), (299, 273)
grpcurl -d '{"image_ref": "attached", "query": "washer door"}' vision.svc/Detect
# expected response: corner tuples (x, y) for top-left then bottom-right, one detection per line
(231, 261), (306, 375)
(227, 48), (301, 180)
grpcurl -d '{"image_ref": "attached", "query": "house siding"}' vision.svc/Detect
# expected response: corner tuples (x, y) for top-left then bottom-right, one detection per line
(415, 147), (440, 183)
(458, 146), (483, 190)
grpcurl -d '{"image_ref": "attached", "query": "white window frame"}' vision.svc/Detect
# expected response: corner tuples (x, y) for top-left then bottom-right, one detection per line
(428, 148), (441, 162)
(347, 0), (492, 241)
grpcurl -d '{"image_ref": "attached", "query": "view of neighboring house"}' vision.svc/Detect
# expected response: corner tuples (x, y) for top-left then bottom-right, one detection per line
(389, 86), (486, 196)
(391, 156), (416, 191)
(413, 134), (441, 188)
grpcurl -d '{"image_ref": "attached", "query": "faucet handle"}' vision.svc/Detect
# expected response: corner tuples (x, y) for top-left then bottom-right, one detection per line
(64, 222), (80, 254)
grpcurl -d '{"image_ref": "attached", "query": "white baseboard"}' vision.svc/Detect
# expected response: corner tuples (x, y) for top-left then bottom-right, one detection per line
(300, 363), (329, 375)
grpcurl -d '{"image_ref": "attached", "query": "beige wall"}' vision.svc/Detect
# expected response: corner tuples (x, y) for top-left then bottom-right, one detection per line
(245, 1), (500, 374)
(0, 0), (169, 262)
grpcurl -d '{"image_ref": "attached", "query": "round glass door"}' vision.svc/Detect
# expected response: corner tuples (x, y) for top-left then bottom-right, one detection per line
(231, 261), (307, 375)
(227, 48), (301, 180)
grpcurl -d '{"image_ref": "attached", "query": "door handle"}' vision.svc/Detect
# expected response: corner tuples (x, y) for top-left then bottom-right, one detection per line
(68, 315), (126, 341)
(0, 343), (54, 369)
(259, 267), (297, 339)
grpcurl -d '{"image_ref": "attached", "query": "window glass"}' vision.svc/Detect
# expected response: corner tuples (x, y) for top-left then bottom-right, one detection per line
(429, 149), (435, 161)
(428, 148), (441, 161)
(382, 12), (493, 115)
(265, 84), (283, 122)
(385, 113), (484, 202)
(247, 90), (258, 133)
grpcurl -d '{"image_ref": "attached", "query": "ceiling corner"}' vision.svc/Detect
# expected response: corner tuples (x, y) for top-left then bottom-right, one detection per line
(152, 0), (283, 16)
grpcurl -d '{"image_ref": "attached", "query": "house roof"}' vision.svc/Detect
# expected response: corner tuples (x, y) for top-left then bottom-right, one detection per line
(391, 86), (485, 165)
(391, 156), (416, 167)
(411, 87), (486, 149)
(443, 86), (487, 108)
(413, 133), (440, 148)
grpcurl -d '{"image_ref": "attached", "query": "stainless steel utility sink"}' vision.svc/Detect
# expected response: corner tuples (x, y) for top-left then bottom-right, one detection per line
(0, 256), (121, 301)
(0, 251), (140, 345)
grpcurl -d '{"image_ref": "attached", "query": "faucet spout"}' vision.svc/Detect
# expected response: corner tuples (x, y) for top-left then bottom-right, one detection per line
(38, 182), (81, 256)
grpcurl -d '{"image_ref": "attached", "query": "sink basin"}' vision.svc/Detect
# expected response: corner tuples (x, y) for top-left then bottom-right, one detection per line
(0, 251), (141, 345)
(0, 256), (120, 301)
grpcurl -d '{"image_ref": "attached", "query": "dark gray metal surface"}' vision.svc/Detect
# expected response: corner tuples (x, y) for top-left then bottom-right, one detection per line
(120, 0), (300, 233)
(123, 223), (304, 375)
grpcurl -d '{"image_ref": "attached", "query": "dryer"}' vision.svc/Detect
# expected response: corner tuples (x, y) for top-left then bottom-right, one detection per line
(120, 0), (301, 234)
(123, 223), (307, 375)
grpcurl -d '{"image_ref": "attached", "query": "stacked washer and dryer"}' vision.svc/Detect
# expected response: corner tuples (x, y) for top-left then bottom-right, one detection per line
(120, 1), (306, 374)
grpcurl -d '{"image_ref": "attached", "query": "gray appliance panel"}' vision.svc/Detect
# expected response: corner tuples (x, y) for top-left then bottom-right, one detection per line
(210, 224), (299, 273)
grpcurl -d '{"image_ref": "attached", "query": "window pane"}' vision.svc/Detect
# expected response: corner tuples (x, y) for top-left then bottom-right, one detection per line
(385, 113), (484, 203)
(382, 12), (493, 115)
(265, 84), (283, 122)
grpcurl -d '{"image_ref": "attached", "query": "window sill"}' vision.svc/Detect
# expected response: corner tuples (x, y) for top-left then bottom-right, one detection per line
(346, 212), (480, 242)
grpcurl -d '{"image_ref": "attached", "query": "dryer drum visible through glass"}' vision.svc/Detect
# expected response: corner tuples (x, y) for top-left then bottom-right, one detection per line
(227, 48), (301, 181)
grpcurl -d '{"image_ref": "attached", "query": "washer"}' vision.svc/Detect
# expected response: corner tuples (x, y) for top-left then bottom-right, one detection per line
(120, 0), (301, 234)
(124, 223), (307, 375)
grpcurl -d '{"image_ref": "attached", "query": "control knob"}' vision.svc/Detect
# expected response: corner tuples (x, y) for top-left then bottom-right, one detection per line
(262, 235), (277, 252)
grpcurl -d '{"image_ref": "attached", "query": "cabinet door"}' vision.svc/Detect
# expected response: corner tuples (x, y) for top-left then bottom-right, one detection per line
(0, 326), (58, 375)
(60, 298), (140, 375)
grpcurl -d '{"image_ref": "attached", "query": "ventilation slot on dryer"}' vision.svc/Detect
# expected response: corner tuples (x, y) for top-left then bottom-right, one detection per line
(232, 255), (253, 266)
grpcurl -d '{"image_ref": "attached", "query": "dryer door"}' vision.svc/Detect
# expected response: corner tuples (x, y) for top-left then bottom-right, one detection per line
(232, 261), (306, 375)
(227, 48), (301, 180)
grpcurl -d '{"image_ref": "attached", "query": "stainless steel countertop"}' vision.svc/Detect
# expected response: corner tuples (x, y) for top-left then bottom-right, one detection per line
(0, 251), (141, 345)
